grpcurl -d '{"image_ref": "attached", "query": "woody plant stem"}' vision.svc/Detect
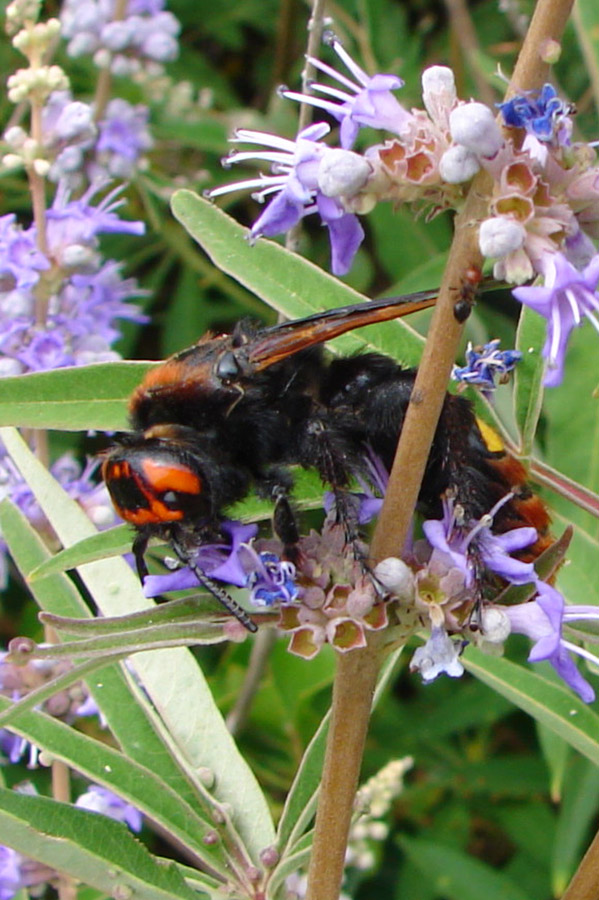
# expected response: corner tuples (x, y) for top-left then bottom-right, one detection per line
(304, 1), (575, 898)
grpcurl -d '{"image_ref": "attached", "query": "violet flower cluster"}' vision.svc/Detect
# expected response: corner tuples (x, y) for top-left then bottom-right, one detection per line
(391, 495), (599, 704)
(0, 0), (177, 573)
(60, 0), (180, 76)
(209, 36), (599, 387)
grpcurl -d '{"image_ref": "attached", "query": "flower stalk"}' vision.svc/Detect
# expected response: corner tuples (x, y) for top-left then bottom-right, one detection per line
(304, 1), (577, 898)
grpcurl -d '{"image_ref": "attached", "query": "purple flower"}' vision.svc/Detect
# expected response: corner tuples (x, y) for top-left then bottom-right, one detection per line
(40, 91), (96, 184)
(0, 842), (55, 899)
(76, 785), (142, 832)
(504, 583), (598, 703)
(0, 215), (49, 293)
(46, 182), (145, 265)
(0, 846), (22, 900)
(60, 0), (180, 75)
(498, 83), (572, 144)
(242, 549), (299, 607)
(143, 521), (300, 613)
(452, 339), (522, 396)
(280, 32), (410, 149)
(422, 495), (538, 589)
(208, 123), (369, 275)
(410, 624), (464, 682)
(512, 252), (599, 387)
(0, 186), (147, 374)
(93, 99), (153, 179)
(143, 520), (259, 596)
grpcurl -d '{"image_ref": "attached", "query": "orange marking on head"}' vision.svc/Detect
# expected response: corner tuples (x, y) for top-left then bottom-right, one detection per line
(141, 458), (201, 495)
(102, 459), (129, 481)
(121, 501), (185, 526)
(140, 360), (188, 390)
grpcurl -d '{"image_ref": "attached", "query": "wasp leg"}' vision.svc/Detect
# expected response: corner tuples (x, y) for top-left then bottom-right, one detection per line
(132, 533), (149, 582)
(170, 535), (258, 633)
(298, 417), (366, 563)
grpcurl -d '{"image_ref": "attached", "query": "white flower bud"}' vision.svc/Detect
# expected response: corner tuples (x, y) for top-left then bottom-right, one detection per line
(4, 126), (26, 149)
(449, 102), (503, 158)
(0, 357), (23, 377)
(61, 244), (97, 269)
(2, 153), (23, 170)
(422, 66), (456, 124)
(479, 216), (526, 258)
(373, 557), (415, 600)
(479, 606), (511, 643)
(32, 157), (50, 176)
(318, 149), (372, 198)
(439, 145), (480, 183)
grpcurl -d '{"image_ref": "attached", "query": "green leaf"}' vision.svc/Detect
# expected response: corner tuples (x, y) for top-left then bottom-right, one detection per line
(400, 835), (533, 900)
(513, 305), (546, 455)
(0, 428), (275, 859)
(171, 190), (426, 366)
(572, 0), (599, 118)
(463, 648), (599, 765)
(0, 362), (152, 431)
(0, 694), (230, 875)
(552, 755), (599, 895)
(0, 500), (221, 813)
(0, 788), (202, 900)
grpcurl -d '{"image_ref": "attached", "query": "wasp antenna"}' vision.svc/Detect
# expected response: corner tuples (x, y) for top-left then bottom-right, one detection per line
(172, 539), (258, 633)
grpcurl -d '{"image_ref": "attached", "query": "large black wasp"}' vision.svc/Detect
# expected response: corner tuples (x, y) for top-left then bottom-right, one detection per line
(103, 287), (549, 632)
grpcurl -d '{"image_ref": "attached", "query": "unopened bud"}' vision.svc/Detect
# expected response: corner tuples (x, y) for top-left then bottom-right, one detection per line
(422, 66), (456, 124)
(540, 39), (561, 64)
(479, 606), (511, 643)
(373, 558), (415, 600)
(450, 102), (503, 159)
(439, 145), (480, 183)
(479, 216), (526, 258)
(318, 148), (372, 198)
(32, 157), (50, 176)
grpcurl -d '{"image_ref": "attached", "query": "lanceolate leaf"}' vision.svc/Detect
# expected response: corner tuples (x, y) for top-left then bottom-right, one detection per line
(0, 788), (202, 900)
(0, 361), (152, 431)
(171, 190), (427, 366)
(513, 305), (546, 456)
(464, 648), (599, 765)
(0, 695), (230, 875)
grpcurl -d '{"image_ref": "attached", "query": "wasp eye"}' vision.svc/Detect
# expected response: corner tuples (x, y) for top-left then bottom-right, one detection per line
(216, 351), (241, 383)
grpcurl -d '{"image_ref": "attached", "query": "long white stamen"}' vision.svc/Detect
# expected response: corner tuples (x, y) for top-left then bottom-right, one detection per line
(207, 175), (286, 198)
(309, 83), (355, 103)
(251, 184), (287, 202)
(564, 609), (599, 622)
(232, 130), (297, 152)
(562, 639), (599, 668)
(564, 288), (582, 325)
(279, 90), (349, 116)
(583, 307), (599, 334)
(328, 40), (369, 86)
(225, 151), (292, 166)
(306, 55), (360, 93)
(549, 302), (562, 362)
